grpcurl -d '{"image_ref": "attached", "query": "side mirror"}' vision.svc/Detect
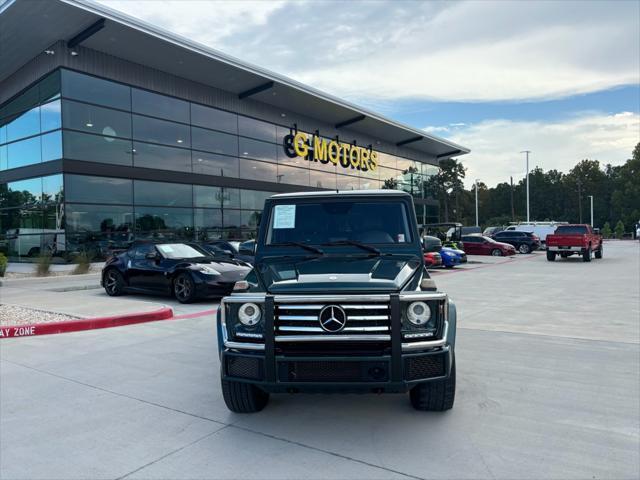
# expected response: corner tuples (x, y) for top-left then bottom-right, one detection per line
(420, 278), (437, 291)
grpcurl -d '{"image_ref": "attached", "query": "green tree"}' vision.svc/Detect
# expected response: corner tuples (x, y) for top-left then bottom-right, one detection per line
(614, 220), (625, 239)
(601, 222), (612, 239)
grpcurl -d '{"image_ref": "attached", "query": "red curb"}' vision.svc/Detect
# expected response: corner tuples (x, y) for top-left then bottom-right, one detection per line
(0, 306), (174, 339)
(172, 308), (218, 320)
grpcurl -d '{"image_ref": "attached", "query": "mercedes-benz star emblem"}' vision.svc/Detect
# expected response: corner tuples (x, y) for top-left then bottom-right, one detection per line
(318, 305), (347, 333)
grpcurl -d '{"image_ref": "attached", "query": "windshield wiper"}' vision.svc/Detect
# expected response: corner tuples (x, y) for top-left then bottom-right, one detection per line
(322, 240), (381, 255)
(271, 241), (324, 255)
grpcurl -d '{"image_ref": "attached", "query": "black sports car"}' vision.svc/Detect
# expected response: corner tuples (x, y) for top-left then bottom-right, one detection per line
(101, 242), (251, 303)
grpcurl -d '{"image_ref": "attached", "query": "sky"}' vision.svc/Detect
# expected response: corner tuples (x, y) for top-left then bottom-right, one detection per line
(99, 0), (640, 187)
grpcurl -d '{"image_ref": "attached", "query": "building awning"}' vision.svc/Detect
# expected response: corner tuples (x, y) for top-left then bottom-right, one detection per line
(0, 0), (469, 159)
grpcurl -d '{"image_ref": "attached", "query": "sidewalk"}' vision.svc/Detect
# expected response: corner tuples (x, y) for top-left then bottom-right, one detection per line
(4, 261), (106, 277)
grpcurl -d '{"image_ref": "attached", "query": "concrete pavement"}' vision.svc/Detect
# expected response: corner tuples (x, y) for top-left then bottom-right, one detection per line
(0, 241), (638, 479)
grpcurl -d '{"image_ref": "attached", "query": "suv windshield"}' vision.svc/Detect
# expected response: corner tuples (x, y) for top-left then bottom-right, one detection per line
(266, 201), (412, 245)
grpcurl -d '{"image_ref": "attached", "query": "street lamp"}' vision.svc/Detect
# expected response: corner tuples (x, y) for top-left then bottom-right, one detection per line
(474, 179), (480, 227)
(520, 150), (531, 223)
(588, 195), (594, 227)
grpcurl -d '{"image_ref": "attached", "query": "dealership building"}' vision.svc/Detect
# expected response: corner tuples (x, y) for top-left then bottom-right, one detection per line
(0, 0), (468, 260)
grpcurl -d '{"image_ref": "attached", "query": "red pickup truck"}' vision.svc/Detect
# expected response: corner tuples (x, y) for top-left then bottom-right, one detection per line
(546, 224), (603, 262)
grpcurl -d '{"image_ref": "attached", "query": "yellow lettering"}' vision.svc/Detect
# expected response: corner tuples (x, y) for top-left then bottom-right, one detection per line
(369, 151), (378, 171)
(350, 146), (360, 168)
(340, 144), (351, 167)
(360, 149), (370, 171)
(328, 141), (340, 164)
(314, 136), (328, 163)
(293, 132), (309, 158)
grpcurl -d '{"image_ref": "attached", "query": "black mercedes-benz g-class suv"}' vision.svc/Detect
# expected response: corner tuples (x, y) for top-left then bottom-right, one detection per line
(216, 190), (457, 412)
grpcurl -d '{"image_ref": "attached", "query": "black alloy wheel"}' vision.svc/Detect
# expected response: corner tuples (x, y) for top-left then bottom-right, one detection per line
(595, 244), (603, 259)
(583, 246), (592, 262)
(104, 269), (125, 296)
(518, 243), (530, 254)
(174, 272), (196, 303)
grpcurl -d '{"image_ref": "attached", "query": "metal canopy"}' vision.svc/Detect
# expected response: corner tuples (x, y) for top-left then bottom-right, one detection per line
(0, 0), (469, 159)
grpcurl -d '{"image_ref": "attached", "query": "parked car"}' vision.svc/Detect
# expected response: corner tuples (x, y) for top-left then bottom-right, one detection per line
(101, 242), (251, 303)
(461, 235), (516, 256)
(491, 230), (540, 254)
(424, 251), (442, 268)
(461, 226), (482, 235)
(439, 247), (461, 269)
(200, 240), (254, 264)
(483, 226), (505, 236)
(442, 246), (467, 264)
(504, 222), (567, 248)
(545, 224), (603, 262)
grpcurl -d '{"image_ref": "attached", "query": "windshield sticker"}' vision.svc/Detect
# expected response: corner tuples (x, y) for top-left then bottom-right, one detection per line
(273, 205), (296, 229)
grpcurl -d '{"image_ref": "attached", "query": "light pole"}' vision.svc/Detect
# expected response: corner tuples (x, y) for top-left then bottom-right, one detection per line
(520, 150), (531, 222)
(474, 179), (480, 227)
(588, 195), (594, 227)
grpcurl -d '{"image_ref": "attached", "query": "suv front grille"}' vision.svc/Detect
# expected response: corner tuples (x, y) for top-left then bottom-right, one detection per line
(274, 301), (391, 342)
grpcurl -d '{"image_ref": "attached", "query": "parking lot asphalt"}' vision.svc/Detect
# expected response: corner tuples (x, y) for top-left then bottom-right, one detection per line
(1, 241), (638, 479)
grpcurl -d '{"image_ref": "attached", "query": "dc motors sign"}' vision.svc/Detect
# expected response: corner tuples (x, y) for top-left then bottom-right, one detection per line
(283, 130), (378, 173)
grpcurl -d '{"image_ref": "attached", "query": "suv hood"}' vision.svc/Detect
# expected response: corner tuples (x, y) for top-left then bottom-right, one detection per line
(256, 255), (421, 294)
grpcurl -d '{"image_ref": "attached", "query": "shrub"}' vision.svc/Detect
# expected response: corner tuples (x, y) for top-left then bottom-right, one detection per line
(0, 252), (7, 277)
(601, 222), (612, 239)
(72, 250), (94, 275)
(614, 220), (625, 239)
(35, 253), (52, 277)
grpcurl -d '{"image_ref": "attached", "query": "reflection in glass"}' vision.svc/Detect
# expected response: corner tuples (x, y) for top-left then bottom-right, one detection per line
(239, 158), (278, 182)
(0, 145), (7, 170)
(191, 127), (238, 156)
(194, 208), (222, 241)
(39, 71), (61, 103)
(133, 142), (192, 172)
(309, 168), (336, 190)
(336, 174), (359, 191)
(63, 100), (132, 139)
(135, 206), (193, 241)
(191, 103), (237, 134)
(0, 85), (38, 119)
(132, 115), (190, 147)
(240, 190), (274, 210)
(238, 116), (276, 143)
(41, 131), (62, 162)
(5, 178), (41, 207)
(62, 70), (131, 110)
(8, 136), (40, 168)
(241, 210), (262, 229)
(6, 107), (40, 142)
(66, 174), (132, 205)
(63, 131), (133, 166)
(192, 152), (239, 178)
(194, 185), (240, 208)
(132, 88), (190, 123)
(239, 137), (277, 163)
(40, 100), (62, 132)
(277, 164), (310, 186)
(134, 180), (192, 207)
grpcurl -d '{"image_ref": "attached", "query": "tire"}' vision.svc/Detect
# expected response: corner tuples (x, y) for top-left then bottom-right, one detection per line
(221, 379), (270, 413)
(595, 244), (603, 259)
(518, 243), (530, 254)
(103, 268), (125, 296)
(546, 251), (556, 262)
(491, 249), (503, 256)
(173, 272), (196, 303)
(583, 246), (591, 262)
(27, 247), (40, 257)
(410, 354), (456, 411)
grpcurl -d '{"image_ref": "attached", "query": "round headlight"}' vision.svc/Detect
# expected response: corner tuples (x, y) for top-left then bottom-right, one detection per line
(238, 303), (261, 326)
(407, 301), (431, 326)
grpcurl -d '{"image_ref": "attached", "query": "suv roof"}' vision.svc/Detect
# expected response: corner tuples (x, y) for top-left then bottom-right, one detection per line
(270, 189), (411, 199)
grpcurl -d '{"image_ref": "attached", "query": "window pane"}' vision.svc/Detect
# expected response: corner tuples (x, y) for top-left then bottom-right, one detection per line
(42, 175), (64, 206)
(194, 185), (240, 208)
(336, 174), (360, 191)
(6, 178), (41, 207)
(66, 203), (133, 235)
(8, 136), (40, 168)
(135, 206), (193, 240)
(239, 158), (277, 181)
(1, 124), (6, 144)
(132, 88), (189, 123)
(63, 131), (133, 166)
(360, 178), (381, 190)
(194, 208), (222, 240)
(277, 164), (309, 186)
(238, 116), (276, 143)
(134, 180), (192, 207)
(240, 189), (274, 210)
(191, 127), (237, 156)
(63, 100), (131, 139)
(239, 137), (277, 162)
(41, 100), (61, 132)
(241, 210), (262, 229)
(41, 131), (62, 162)
(192, 152), (239, 178)
(62, 70), (131, 110)
(377, 152), (397, 170)
(1, 85), (38, 119)
(0, 145), (6, 170)
(133, 142), (191, 172)
(132, 115), (190, 147)
(310, 168), (336, 190)
(190, 104), (237, 134)
(379, 167), (401, 188)
(66, 174), (133, 205)
(39, 71), (61, 103)
(6, 107), (40, 142)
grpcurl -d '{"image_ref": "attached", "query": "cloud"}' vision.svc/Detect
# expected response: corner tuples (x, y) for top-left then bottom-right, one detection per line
(99, 0), (639, 102)
(438, 111), (640, 188)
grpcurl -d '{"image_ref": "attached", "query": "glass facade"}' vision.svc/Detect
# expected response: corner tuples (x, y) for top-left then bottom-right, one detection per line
(1, 68), (440, 261)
